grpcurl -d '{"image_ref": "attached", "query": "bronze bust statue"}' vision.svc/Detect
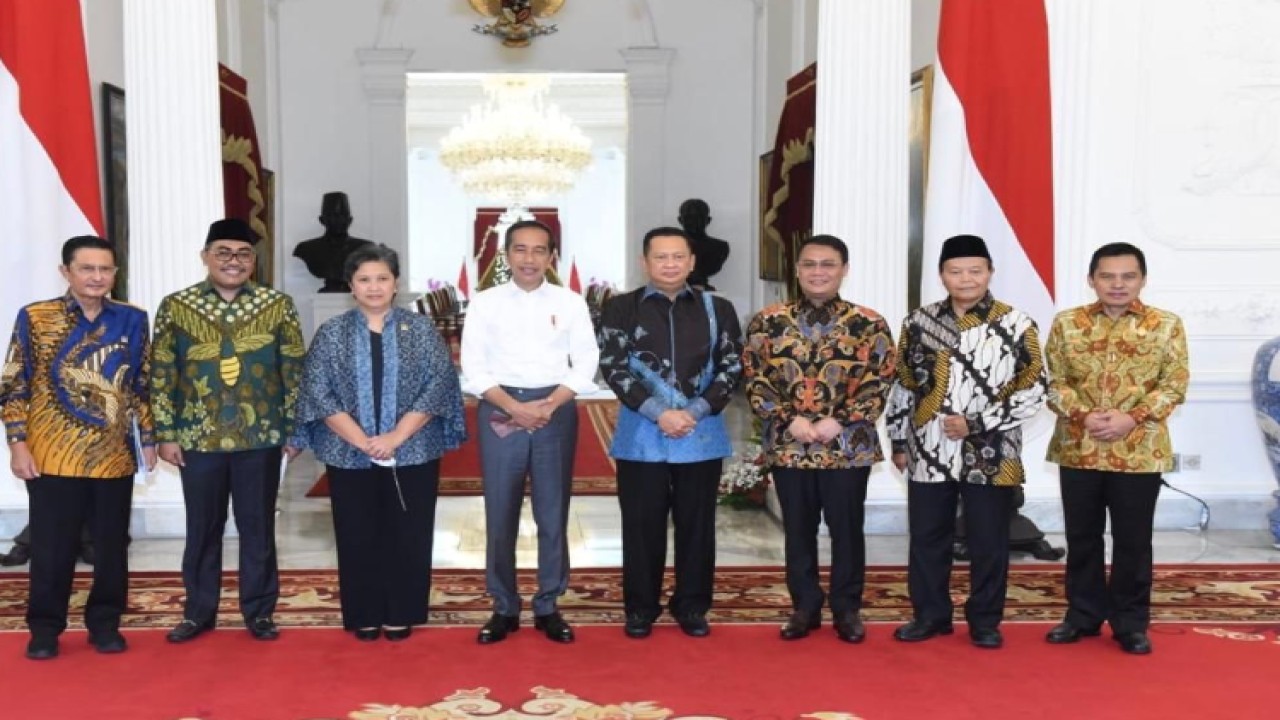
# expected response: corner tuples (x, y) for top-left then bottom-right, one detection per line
(292, 192), (374, 292)
(678, 198), (730, 291)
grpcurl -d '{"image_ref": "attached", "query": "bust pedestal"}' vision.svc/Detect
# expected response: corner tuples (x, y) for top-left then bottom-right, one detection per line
(302, 293), (358, 343)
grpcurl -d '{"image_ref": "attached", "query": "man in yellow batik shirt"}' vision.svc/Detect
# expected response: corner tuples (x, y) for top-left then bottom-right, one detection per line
(1043, 242), (1189, 656)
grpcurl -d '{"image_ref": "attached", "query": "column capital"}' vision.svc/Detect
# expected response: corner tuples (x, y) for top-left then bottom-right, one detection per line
(356, 48), (414, 105)
(620, 47), (675, 104)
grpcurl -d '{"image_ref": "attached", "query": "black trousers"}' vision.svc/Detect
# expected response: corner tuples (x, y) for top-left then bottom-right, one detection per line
(328, 461), (439, 629)
(12, 478), (92, 552)
(907, 480), (1013, 630)
(26, 474), (132, 639)
(615, 458), (721, 619)
(1059, 468), (1162, 634)
(773, 466), (870, 616)
(178, 447), (282, 624)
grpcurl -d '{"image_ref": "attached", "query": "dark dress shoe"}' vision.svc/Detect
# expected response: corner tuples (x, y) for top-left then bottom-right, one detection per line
(89, 631), (127, 654)
(354, 628), (381, 642)
(1115, 631), (1152, 655)
(477, 613), (520, 644)
(247, 617), (280, 641)
(0, 543), (30, 566)
(676, 613), (711, 638)
(893, 619), (954, 642)
(25, 637), (58, 660)
(382, 626), (412, 642)
(780, 611), (821, 640)
(969, 627), (1003, 649)
(166, 619), (214, 644)
(623, 613), (654, 639)
(1045, 622), (1101, 644)
(833, 612), (866, 644)
(534, 612), (575, 643)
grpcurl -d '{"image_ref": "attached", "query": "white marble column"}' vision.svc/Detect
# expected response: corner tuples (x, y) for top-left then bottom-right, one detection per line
(1047, 0), (1098, 310)
(812, 0), (910, 331)
(621, 47), (675, 289)
(357, 48), (413, 265)
(124, 0), (223, 316)
(812, 0), (911, 516)
(123, 0), (223, 523)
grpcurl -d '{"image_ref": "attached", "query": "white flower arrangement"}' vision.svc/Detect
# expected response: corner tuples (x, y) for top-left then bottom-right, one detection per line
(718, 443), (770, 509)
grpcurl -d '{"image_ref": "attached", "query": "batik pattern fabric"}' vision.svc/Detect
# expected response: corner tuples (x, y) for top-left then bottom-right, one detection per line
(743, 297), (896, 469)
(597, 285), (743, 463)
(597, 286), (743, 421)
(292, 307), (466, 469)
(150, 281), (303, 451)
(886, 294), (1047, 486)
(1, 296), (153, 478)
(1044, 301), (1189, 473)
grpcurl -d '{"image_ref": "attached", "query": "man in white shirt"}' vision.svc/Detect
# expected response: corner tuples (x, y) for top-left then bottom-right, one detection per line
(460, 220), (600, 645)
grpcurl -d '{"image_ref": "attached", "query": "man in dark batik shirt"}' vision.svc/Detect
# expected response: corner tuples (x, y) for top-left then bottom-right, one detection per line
(597, 227), (743, 640)
(743, 235), (896, 645)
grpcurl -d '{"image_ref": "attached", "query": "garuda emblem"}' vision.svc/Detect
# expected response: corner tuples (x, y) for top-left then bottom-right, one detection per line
(468, 0), (565, 48)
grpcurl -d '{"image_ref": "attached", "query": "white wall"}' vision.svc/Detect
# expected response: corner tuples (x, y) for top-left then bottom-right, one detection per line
(1032, 0), (1279, 527)
(910, 0), (941, 71)
(276, 0), (757, 319)
(84, 0), (124, 228)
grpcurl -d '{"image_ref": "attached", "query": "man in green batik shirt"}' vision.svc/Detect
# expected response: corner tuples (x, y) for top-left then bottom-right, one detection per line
(151, 218), (305, 644)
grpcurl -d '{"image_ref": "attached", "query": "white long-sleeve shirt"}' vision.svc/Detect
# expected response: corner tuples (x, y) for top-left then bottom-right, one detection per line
(460, 280), (600, 397)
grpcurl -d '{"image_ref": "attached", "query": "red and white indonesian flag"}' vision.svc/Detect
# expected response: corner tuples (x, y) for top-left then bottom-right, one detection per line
(0, 0), (103, 332)
(923, 0), (1055, 330)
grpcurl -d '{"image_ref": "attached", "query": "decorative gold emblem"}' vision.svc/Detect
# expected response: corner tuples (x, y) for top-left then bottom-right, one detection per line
(467, 0), (564, 48)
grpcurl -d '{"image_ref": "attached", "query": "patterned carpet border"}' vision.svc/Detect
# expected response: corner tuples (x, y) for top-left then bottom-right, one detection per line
(2, 563), (1278, 632)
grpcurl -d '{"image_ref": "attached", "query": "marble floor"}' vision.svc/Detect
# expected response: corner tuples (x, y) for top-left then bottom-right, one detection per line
(3, 452), (1276, 574)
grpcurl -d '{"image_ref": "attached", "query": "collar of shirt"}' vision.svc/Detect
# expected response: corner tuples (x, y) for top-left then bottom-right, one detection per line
(498, 279), (553, 299)
(795, 294), (844, 324)
(198, 280), (258, 302)
(61, 292), (119, 320)
(940, 291), (994, 320)
(642, 283), (695, 301)
(1085, 298), (1147, 318)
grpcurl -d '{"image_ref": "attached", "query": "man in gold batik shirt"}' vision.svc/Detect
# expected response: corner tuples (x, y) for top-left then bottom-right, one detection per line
(1043, 242), (1189, 656)
(2, 236), (156, 660)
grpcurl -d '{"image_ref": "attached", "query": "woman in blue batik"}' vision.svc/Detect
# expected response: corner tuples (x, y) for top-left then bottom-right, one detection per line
(293, 245), (465, 642)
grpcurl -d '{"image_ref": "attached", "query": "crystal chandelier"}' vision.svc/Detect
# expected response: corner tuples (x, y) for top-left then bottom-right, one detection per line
(439, 75), (592, 206)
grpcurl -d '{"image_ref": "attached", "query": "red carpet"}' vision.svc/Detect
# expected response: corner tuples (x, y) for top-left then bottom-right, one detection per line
(0, 623), (1276, 719)
(306, 401), (618, 498)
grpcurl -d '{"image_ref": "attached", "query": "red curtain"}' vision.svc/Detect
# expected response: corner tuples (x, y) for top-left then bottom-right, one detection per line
(763, 63), (816, 300)
(473, 207), (561, 288)
(218, 64), (269, 283)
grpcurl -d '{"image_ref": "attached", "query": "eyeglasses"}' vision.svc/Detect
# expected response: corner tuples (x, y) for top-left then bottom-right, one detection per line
(797, 260), (842, 271)
(210, 248), (256, 263)
(69, 264), (118, 277)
